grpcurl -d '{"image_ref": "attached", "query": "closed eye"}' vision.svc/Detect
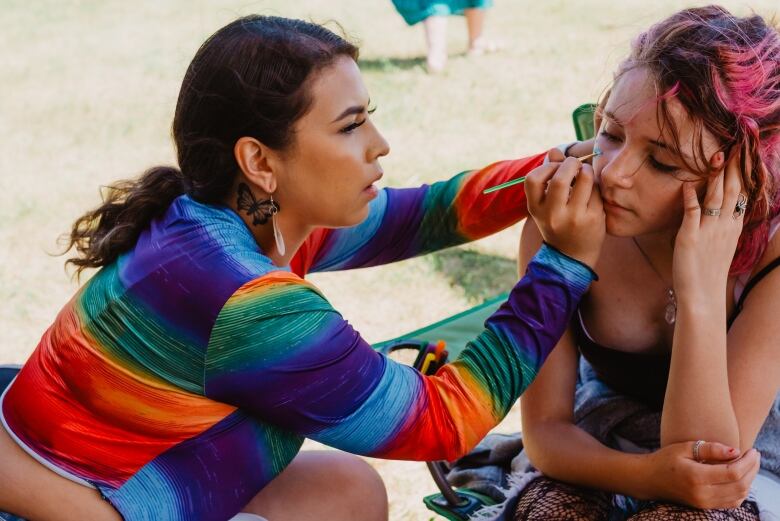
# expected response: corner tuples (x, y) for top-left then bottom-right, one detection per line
(648, 155), (679, 174)
(599, 130), (622, 143)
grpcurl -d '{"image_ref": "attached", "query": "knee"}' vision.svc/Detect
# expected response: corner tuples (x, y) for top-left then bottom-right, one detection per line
(246, 451), (388, 521)
(317, 453), (388, 519)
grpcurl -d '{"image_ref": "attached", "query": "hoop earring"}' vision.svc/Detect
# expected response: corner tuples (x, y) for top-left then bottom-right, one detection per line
(270, 194), (285, 256)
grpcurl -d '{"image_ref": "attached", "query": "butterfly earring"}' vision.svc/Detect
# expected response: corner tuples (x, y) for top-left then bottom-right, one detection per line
(269, 194), (285, 256)
(236, 183), (285, 256)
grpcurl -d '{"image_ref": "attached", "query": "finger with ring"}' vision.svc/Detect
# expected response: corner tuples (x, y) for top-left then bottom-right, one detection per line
(693, 439), (705, 462)
(703, 208), (721, 217)
(734, 193), (748, 219)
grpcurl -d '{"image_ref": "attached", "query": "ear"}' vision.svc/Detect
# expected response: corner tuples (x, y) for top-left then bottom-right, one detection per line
(709, 149), (726, 171)
(234, 136), (278, 194)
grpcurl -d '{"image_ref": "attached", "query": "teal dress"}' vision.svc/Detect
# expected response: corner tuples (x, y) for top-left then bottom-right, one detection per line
(392, 0), (494, 26)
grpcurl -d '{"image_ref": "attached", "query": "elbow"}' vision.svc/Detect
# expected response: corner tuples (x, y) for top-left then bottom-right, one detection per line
(443, 433), (481, 462)
(519, 425), (555, 475)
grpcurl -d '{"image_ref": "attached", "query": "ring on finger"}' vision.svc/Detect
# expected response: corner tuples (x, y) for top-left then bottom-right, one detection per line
(703, 208), (721, 217)
(692, 439), (705, 462)
(734, 193), (748, 219)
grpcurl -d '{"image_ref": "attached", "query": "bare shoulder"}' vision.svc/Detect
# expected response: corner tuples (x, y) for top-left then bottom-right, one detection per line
(750, 223), (780, 275)
(728, 220), (780, 344)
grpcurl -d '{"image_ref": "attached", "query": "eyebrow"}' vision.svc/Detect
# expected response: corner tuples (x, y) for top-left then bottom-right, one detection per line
(603, 110), (625, 127)
(331, 100), (370, 123)
(649, 138), (670, 150)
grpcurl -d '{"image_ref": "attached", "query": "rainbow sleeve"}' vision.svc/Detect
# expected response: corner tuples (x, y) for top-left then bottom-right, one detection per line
(205, 243), (594, 461)
(290, 154), (545, 275)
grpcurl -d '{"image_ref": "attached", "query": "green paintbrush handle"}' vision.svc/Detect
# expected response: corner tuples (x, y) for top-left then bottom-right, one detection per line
(482, 176), (526, 194)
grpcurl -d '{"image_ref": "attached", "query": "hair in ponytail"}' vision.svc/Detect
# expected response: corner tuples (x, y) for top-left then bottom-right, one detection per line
(64, 167), (187, 274)
(63, 15), (358, 276)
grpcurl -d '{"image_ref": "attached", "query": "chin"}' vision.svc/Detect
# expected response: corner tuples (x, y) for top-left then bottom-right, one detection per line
(351, 208), (370, 226)
(605, 215), (646, 237)
(332, 206), (370, 228)
(606, 214), (680, 238)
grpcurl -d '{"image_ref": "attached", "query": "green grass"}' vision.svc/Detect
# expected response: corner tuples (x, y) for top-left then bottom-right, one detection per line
(1, 1), (777, 519)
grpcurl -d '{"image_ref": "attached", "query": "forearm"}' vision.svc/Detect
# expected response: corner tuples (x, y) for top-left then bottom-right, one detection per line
(468, 243), (596, 404)
(206, 248), (595, 462)
(661, 300), (740, 447)
(396, 243), (597, 460)
(523, 421), (654, 499)
(304, 154), (545, 273)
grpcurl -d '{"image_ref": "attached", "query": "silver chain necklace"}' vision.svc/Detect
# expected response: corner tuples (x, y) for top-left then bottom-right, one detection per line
(632, 237), (677, 325)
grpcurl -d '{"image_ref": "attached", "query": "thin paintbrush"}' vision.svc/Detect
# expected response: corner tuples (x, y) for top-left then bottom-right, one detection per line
(482, 150), (601, 194)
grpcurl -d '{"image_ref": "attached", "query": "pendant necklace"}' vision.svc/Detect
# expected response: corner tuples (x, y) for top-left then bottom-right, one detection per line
(632, 237), (677, 325)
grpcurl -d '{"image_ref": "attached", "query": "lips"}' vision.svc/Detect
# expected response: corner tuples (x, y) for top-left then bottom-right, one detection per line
(603, 198), (630, 212)
(365, 172), (383, 191)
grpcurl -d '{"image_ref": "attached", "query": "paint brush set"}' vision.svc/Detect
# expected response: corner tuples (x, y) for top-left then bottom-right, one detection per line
(413, 340), (449, 375)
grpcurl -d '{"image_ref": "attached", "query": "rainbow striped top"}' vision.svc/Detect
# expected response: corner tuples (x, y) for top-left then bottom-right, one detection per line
(1, 153), (596, 520)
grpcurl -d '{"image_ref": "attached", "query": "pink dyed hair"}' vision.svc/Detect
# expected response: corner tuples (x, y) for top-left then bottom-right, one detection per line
(607, 5), (780, 274)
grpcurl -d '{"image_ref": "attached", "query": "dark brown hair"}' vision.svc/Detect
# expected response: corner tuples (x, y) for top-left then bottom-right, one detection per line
(64, 16), (358, 275)
(601, 5), (780, 274)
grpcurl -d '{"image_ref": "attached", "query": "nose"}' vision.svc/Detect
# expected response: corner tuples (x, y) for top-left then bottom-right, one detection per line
(367, 120), (390, 161)
(597, 146), (642, 190)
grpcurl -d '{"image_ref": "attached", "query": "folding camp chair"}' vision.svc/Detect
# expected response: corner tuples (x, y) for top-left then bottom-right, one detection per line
(373, 104), (598, 520)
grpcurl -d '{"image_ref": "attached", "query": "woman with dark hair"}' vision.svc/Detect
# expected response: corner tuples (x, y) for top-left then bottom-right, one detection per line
(0, 14), (615, 521)
(492, 5), (780, 521)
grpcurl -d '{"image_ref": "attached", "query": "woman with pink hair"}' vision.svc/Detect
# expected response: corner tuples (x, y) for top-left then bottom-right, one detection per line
(498, 5), (780, 520)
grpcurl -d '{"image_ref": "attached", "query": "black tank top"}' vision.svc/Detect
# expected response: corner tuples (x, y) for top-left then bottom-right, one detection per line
(573, 257), (780, 411)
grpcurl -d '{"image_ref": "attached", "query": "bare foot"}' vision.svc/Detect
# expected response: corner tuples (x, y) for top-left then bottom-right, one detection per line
(467, 37), (502, 56)
(426, 50), (447, 73)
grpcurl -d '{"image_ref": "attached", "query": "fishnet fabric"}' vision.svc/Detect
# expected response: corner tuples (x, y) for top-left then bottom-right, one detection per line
(513, 477), (612, 520)
(512, 476), (760, 521)
(628, 500), (760, 520)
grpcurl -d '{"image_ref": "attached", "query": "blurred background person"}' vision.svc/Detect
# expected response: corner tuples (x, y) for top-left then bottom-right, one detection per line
(391, 0), (498, 72)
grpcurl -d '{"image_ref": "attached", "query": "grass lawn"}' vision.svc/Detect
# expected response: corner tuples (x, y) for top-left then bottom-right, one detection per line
(1, 1), (776, 519)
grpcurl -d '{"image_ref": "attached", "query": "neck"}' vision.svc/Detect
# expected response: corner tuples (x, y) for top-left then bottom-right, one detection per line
(233, 206), (312, 268)
(268, 214), (313, 267)
(633, 229), (676, 283)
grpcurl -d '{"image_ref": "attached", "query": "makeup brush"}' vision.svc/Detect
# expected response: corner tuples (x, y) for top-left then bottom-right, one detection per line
(482, 149), (601, 195)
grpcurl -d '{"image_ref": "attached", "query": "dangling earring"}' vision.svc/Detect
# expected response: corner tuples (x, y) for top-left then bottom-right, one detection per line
(270, 194), (285, 256)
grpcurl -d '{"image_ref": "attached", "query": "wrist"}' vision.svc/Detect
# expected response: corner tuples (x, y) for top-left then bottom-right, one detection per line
(675, 293), (726, 319)
(541, 242), (599, 280)
(543, 142), (577, 165)
(630, 452), (660, 500)
(565, 140), (596, 159)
